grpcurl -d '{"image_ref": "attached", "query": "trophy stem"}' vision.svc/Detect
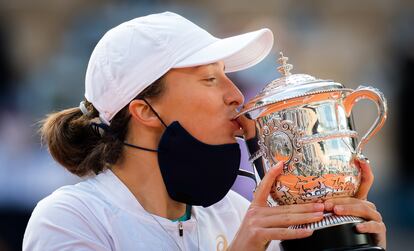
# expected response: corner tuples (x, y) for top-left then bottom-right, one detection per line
(281, 222), (384, 251)
(281, 213), (384, 251)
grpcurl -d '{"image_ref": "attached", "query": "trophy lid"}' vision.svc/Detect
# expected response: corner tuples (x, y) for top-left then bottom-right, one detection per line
(239, 52), (351, 118)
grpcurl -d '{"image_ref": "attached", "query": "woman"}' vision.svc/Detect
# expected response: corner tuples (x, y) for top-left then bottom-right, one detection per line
(23, 12), (386, 250)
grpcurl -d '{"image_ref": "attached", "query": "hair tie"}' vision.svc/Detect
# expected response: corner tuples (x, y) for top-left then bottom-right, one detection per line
(79, 101), (92, 116)
(90, 122), (111, 137)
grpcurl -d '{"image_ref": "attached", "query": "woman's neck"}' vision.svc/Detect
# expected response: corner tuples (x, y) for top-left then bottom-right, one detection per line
(111, 148), (186, 220)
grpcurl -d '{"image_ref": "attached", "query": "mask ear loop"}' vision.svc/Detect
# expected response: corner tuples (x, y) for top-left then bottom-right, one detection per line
(123, 142), (158, 152)
(141, 98), (168, 128)
(237, 169), (257, 186)
(123, 98), (167, 153)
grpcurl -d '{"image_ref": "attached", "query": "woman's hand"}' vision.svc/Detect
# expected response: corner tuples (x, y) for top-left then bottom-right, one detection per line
(228, 162), (325, 251)
(324, 158), (386, 249)
(323, 197), (386, 249)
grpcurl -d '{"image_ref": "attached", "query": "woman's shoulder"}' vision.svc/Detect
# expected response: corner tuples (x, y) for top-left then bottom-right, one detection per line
(26, 177), (112, 229)
(23, 178), (115, 250)
(38, 176), (111, 211)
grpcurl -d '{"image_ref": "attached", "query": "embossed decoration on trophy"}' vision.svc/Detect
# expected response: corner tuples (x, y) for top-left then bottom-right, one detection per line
(238, 52), (387, 251)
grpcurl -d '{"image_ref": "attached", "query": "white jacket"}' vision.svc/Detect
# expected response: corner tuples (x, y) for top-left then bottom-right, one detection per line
(23, 169), (280, 251)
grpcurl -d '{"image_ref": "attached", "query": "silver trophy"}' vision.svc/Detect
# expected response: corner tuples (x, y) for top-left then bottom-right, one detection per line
(239, 52), (387, 251)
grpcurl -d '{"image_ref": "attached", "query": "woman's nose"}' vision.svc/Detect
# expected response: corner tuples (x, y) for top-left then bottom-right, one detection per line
(223, 77), (244, 107)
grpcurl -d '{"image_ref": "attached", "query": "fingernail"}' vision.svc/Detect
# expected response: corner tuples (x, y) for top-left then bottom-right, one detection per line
(334, 206), (343, 213)
(313, 212), (323, 217)
(325, 201), (333, 210)
(304, 229), (314, 234)
(357, 224), (365, 231)
(314, 203), (324, 211)
(275, 162), (284, 171)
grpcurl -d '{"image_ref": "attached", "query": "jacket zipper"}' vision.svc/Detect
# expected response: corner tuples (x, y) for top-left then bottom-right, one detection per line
(178, 221), (183, 237)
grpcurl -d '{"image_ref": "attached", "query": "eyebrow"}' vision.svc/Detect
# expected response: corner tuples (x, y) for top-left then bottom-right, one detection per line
(196, 62), (226, 71)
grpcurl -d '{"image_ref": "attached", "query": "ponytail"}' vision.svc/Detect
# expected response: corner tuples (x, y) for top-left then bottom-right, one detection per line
(39, 76), (165, 177)
(39, 101), (129, 177)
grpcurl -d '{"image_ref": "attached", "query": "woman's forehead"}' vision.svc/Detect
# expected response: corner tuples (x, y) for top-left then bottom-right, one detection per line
(194, 61), (225, 70)
(171, 61), (225, 73)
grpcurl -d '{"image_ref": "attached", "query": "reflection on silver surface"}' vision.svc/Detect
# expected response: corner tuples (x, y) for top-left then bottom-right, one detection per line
(268, 131), (293, 163)
(239, 52), (387, 231)
(255, 100), (360, 178)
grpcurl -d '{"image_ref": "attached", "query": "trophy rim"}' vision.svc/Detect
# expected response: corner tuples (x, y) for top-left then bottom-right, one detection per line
(288, 213), (364, 231)
(238, 88), (354, 118)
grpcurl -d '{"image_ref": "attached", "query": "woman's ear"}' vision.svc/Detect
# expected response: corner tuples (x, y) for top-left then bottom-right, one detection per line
(128, 99), (162, 128)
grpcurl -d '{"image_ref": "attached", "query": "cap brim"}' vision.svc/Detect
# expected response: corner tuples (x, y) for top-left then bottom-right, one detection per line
(174, 28), (274, 73)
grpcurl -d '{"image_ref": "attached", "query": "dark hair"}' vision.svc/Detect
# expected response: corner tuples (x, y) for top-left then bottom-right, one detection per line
(40, 77), (165, 177)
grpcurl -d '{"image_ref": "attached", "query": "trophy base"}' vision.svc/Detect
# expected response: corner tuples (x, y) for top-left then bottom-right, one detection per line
(280, 222), (384, 251)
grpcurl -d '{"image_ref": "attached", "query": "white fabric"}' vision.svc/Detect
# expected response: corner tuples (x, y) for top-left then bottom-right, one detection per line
(84, 11), (274, 125)
(23, 169), (280, 251)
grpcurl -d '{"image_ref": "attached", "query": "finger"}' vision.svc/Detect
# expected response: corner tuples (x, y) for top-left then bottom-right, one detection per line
(252, 161), (284, 206)
(324, 197), (376, 211)
(236, 114), (256, 140)
(333, 204), (382, 222)
(259, 212), (324, 228)
(356, 221), (387, 249)
(354, 157), (374, 200)
(260, 228), (314, 241)
(356, 221), (386, 234)
(254, 203), (325, 217)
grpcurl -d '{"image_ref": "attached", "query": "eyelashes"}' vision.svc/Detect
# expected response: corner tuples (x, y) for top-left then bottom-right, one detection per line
(204, 77), (217, 82)
(200, 77), (217, 86)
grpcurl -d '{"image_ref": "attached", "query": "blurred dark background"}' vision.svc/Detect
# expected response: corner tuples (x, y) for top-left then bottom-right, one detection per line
(0, 0), (413, 250)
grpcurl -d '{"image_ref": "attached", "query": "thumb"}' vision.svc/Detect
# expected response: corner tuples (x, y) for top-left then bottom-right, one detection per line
(251, 161), (284, 207)
(354, 157), (374, 200)
(236, 115), (256, 140)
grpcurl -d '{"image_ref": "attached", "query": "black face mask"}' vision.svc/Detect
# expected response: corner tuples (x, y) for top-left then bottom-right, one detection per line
(123, 99), (256, 207)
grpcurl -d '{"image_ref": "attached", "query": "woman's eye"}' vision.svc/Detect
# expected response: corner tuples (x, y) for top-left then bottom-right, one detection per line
(205, 77), (216, 82)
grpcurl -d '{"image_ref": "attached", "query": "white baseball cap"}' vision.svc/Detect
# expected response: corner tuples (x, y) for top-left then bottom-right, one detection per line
(85, 11), (274, 125)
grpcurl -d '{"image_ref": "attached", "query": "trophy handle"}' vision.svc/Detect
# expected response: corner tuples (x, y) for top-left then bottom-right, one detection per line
(343, 86), (388, 154)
